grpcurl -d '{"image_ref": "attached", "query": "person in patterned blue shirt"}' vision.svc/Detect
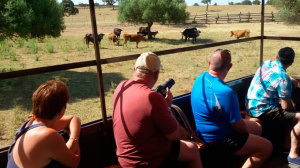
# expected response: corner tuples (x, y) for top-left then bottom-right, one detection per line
(246, 47), (300, 166)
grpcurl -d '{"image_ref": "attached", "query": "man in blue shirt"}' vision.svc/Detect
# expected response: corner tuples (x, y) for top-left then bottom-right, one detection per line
(191, 49), (272, 167)
(246, 47), (300, 166)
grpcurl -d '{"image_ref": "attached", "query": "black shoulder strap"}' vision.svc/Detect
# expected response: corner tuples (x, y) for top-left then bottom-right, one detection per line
(171, 104), (194, 139)
(9, 120), (45, 153)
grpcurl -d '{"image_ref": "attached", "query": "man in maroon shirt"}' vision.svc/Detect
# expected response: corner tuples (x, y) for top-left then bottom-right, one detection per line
(112, 52), (202, 168)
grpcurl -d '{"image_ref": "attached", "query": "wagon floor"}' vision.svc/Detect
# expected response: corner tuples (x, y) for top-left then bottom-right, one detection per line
(262, 152), (300, 168)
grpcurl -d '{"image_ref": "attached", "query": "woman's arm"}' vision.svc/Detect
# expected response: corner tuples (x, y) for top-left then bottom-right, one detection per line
(46, 130), (80, 167)
(53, 115), (81, 154)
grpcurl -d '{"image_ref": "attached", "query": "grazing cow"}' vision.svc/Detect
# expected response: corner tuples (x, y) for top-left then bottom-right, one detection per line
(150, 31), (158, 39)
(137, 31), (147, 36)
(137, 27), (148, 36)
(113, 28), (122, 39)
(182, 28), (201, 42)
(230, 29), (250, 39)
(84, 33), (105, 48)
(108, 33), (120, 46)
(139, 27), (148, 34)
(123, 34), (146, 48)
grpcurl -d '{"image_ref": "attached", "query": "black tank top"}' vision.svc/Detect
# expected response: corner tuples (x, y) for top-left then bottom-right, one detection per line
(7, 119), (61, 168)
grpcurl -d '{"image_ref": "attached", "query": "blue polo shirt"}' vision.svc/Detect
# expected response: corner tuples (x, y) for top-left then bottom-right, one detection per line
(191, 72), (241, 143)
(246, 60), (292, 117)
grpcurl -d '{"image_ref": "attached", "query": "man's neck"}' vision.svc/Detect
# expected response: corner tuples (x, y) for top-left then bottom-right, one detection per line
(132, 72), (155, 88)
(208, 70), (226, 81)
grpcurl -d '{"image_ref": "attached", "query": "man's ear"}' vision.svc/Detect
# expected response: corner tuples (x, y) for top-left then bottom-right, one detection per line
(227, 63), (232, 71)
(208, 60), (211, 66)
(154, 71), (159, 79)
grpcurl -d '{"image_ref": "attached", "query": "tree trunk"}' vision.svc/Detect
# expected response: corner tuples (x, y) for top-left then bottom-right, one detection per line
(206, 3), (208, 11)
(147, 23), (153, 40)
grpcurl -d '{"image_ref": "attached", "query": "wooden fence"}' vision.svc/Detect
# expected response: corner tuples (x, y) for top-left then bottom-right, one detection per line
(188, 12), (281, 24)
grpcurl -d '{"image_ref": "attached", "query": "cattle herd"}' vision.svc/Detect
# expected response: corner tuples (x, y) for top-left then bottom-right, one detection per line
(83, 27), (250, 48)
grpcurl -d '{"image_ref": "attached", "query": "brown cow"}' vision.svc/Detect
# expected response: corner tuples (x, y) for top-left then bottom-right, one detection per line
(108, 33), (120, 46)
(123, 34), (146, 48)
(150, 31), (158, 39)
(230, 29), (250, 39)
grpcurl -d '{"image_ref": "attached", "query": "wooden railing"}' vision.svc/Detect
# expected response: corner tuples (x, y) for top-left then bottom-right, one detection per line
(188, 12), (281, 24)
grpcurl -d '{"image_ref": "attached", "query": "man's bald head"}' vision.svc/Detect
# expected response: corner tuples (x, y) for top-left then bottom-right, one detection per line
(209, 49), (232, 72)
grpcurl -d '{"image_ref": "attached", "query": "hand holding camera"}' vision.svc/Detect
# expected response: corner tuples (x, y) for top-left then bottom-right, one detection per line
(154, 78), (175, 97)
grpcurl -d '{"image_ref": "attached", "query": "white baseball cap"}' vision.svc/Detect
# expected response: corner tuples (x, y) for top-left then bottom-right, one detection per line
(135, 52), (162, 73)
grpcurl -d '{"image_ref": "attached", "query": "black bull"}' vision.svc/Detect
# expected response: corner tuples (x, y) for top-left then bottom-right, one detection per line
(84, 33), (105, 48)
(182, 28), (201, 42)
(113, 28), (122, 39)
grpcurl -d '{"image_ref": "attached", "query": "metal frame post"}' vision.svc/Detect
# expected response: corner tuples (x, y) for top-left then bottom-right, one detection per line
(260, 0), (265, 65)
(88, 0), (107, 126)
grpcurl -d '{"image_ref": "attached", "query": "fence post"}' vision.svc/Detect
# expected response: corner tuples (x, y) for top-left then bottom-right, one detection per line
(248, 12), (250, 22)
(271, 11), (274, 22)
(205, 12), (208, 24)
(239, 12), (242, 22)
(227, 13), (229, 23)
(216, 13), (219, 23)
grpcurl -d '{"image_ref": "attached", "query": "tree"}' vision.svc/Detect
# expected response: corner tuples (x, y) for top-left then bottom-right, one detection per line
(242, 0), (252, 5)
(61, 0), (79, 16)
(118, 0), (189, 39)
(252, 0), (261, 5)
(0, 0), (32, 40)
(228, 2), (234, 5)
(272, 0), (300, 24)
(0, 0), (65, 40)
(201, 0), (211, 11)
(193, 3), (199, 6)
(102, 0), (117, 10)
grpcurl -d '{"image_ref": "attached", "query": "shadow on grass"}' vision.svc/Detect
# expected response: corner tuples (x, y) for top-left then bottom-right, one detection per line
(0, 70), (126, 111)
(149, 37), (215, 45)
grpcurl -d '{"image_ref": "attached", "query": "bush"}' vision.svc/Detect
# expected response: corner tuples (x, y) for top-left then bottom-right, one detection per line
(46, 44), (54, 53)
(26, 38), (38, 54)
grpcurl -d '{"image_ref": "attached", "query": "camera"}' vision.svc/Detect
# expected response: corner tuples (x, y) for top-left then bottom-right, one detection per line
(154, 78), (175, 97)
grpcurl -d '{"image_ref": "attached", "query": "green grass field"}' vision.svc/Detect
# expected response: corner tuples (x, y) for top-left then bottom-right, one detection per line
(0, 5), (299, 148)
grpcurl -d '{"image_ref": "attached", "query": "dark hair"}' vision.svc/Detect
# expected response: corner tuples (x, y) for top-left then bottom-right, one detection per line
(278, 47), (295, 65)
(211, 49), (232, 71)
(32, 80), (70, 120)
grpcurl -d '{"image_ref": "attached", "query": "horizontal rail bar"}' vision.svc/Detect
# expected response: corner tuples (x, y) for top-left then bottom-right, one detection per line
(1, 36), (299, 80)
(264, 36), (300, 41)
(98, 37), (260, 64)
(0, 60), (96, 80)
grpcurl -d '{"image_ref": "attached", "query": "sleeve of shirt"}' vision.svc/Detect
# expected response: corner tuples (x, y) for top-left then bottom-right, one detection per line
(278, 74), (292, 98)
(227, 91), (242, 124)
(149, 92), (178, 135)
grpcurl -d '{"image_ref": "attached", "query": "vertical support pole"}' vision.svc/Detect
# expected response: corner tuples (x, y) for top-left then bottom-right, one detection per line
(88, 0), (107, 126)
(205, 12), (208, 24)
(260, 0), (265, 65)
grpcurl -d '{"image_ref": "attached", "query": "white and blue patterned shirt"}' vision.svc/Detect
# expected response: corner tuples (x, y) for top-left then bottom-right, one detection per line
(246, 60), (292, 117)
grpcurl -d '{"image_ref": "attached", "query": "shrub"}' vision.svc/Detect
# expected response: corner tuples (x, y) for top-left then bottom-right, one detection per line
(46, 44), (54, 53)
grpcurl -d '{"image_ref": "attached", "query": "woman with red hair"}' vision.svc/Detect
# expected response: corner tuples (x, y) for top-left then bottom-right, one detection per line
(7, 80), (81, 168)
